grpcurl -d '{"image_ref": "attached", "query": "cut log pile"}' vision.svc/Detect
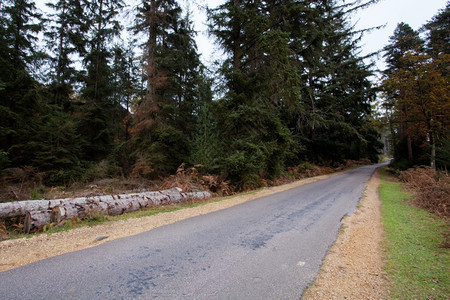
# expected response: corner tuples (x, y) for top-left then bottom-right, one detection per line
(0, 188), (211, 233)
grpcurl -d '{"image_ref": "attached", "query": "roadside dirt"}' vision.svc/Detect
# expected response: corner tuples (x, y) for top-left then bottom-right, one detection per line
(303, 168), (388, 299)
(0, 168), (388, 299)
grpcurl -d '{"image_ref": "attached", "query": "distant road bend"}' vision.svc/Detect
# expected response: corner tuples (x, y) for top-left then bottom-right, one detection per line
(0, 164), (385, 299)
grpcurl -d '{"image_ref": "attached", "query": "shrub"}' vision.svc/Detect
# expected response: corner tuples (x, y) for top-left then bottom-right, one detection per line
(399, 167), (450, 218)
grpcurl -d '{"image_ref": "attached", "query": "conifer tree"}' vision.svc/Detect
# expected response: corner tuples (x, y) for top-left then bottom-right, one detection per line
(208, 0), (380, 186)
(297, 0), (378, 162)
(208, 0), (298, 187)
(130, 1), (204, 176)
(77, 0), (124, 161)
(383, 22), (424, 74)
(382, 22), (425, 165)
(0, 0), (43, 167)
(424, 3), (449, 57)
(44, 0), (87, 110)
(111, 41), (140, 142)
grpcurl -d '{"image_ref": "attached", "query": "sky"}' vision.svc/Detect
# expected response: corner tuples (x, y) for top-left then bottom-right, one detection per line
(186, 0), (448, 71)
(35, 0), (448, 71)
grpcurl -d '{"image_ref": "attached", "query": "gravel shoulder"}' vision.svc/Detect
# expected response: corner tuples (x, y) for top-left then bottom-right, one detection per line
(303, 168), (388, 299)
(0, 168), (388, 299)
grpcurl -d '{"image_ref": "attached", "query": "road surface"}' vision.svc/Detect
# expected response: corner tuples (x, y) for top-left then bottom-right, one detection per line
(0, 164), (381, 299)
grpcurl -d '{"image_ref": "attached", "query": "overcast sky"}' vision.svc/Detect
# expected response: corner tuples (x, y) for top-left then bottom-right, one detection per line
(35, 0), (448, 71)
(188, 0), (448, 70)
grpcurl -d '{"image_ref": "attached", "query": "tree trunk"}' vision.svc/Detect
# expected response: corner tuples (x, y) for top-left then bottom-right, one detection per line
(0, 196), (112, 219)
(430, 132), (436, 170)
(24, 210), (53, 234)
(1, 188), (211, 233)
(0, 189), (211, 219)
(407, 134), (413, 163)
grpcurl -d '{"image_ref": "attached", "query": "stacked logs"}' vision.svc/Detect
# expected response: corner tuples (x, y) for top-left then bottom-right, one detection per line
(0, 188), (211, 233)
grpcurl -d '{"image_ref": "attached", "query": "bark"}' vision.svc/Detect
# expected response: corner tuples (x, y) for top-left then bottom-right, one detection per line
(24, 210), (53, 234)
(430, 132), (436, 170)
(407, 134), (413, 162)
(0, 196), (111, 219)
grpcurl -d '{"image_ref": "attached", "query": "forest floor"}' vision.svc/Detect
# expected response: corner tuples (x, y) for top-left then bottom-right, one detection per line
(0, 168), (388, 298)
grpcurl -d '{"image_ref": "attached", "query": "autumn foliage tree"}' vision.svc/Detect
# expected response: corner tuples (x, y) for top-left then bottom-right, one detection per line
(383, 52), (449, 168)
(382, 4), (450, 170)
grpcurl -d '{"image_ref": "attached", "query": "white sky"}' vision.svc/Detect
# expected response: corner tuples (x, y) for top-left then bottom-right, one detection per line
(35, 0), (448, 71)
(188, 0), (448, 70)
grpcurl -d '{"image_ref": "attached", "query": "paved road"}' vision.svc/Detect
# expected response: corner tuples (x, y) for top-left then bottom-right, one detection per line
(0, 164), (382, 299)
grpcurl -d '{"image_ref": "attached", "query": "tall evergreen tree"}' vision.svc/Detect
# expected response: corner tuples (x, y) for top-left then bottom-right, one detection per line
(130, 1), (204, 176)
(424, 3), (450, 57)
(111, 41), (140, 142)
(208, 0), (299, 187)
(208, 0), (380, 187)
(382, 22), (425, 165)
(383, 22), (424, 74)
(43, 0), (87, 110)
(0, 0), (43, 167)
(295, 0), (378, 163)
(77, 0), (125, 161)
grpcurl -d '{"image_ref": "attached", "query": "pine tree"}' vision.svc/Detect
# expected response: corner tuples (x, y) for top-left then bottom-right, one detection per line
(189, 75), (219, 172)
(130, 1), (204, 176)
(424, 3), (449, 57)
(207, 0), (381, 186)
(383, 22), (424, 74)
(0, 0), (43, 167)
(208, 0), (298, 187)
(43, 0), (88, 110)
(382, 22), (425, 165)
(111, 41), (140, 142)
(77, 0), (125, 161)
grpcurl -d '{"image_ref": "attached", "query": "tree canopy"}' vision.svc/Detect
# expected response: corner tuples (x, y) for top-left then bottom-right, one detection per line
(7, 0), (442, 188)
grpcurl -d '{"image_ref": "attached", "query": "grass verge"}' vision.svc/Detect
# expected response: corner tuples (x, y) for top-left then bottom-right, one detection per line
(380, 169), (449, 299)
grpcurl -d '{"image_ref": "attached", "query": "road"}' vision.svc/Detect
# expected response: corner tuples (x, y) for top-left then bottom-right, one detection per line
(0, 164), (381, 299)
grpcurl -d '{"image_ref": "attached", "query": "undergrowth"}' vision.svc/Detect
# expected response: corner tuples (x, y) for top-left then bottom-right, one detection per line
(399, 166), (450, 218)
(1, 159), (371, 238)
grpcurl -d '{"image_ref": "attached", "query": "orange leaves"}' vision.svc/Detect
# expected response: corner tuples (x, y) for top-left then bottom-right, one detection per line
(382, 52), (449, 149)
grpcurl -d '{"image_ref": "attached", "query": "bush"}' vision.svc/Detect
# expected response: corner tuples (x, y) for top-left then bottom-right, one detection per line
(399, 167), (450, 218)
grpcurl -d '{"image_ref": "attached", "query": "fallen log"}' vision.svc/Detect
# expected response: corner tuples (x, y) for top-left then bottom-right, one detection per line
(0, 188), (197, 219)
(0, 196), (112, 219)
(24, 210), (52, 234)
(19, 189), (211, 232)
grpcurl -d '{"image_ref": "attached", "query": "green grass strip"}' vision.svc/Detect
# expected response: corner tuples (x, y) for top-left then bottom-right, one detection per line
(380, 169), (449, 299)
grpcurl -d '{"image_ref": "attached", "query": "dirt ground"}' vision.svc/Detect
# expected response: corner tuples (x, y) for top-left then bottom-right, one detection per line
(0, 169), (388, 298)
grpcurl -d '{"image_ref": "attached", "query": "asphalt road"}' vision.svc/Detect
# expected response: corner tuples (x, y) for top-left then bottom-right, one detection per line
(0, 164), (382, 299)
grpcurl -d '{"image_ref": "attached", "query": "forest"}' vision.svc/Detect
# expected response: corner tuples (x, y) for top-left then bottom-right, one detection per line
(0, 0), (448, 194)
